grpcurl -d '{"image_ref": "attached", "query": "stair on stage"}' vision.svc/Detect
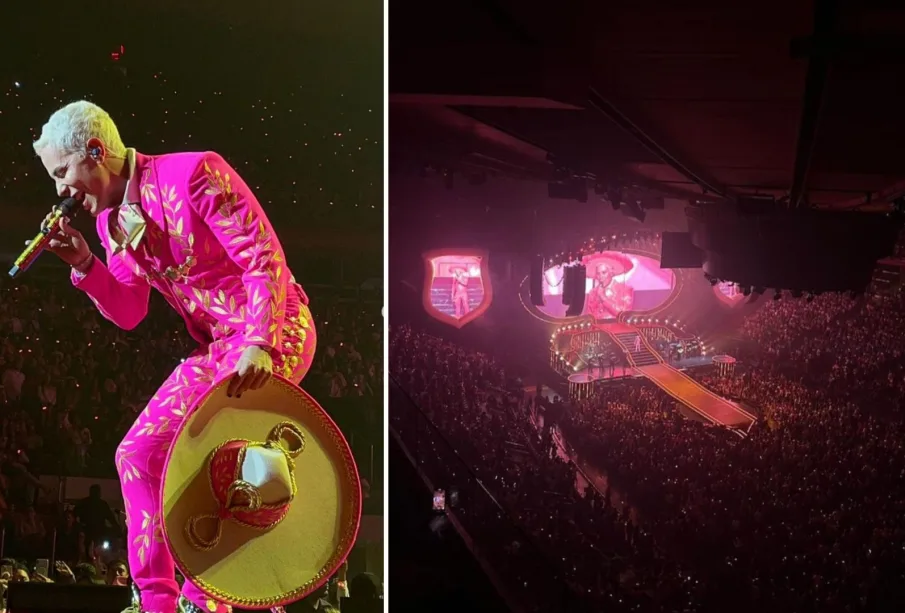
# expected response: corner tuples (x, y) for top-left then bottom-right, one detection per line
(611, 331), (662, 367)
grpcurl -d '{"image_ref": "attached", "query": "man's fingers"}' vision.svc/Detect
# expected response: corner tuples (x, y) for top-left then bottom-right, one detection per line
(59, 217), (78, 236)
(249, 369), (270, 391)
(235, 370), (256, 397)
(226, 372), (244, 398)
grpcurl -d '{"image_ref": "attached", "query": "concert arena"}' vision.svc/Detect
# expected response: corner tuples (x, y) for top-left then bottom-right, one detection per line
(389, 2), (905, 611)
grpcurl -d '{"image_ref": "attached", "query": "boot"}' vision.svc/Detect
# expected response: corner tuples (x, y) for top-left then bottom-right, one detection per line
(120, 584), (144, 613)
(176, 596), (285, 613)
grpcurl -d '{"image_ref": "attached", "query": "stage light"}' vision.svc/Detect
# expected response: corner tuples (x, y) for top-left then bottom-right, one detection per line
(621, 200), (646, 222)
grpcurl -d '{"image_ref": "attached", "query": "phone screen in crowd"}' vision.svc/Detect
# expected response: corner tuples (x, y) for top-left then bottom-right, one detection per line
(432, 488), (446, 511)
(35, 559), (49, 577)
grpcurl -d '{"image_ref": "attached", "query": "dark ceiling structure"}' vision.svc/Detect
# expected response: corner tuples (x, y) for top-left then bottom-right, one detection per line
(390, 0), (905, 209)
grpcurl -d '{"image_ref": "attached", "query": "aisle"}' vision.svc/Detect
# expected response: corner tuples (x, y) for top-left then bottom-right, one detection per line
(528, 397), (636, 521)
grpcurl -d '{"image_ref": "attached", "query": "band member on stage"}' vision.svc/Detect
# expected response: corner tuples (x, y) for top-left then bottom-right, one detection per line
(32, 101), (316, 613)
(451, 266), (470, 318)
(634, 334), (642, 353)
(586, 263), (633, 319)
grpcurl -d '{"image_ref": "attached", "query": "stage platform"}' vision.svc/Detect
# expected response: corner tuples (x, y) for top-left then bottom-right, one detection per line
(566, 355), (714, 384)
(567, 366), (635, 383)
(585, 322), (756, 430)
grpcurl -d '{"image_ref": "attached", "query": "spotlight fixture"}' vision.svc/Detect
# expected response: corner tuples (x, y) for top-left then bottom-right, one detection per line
(621, 200), (646, 223)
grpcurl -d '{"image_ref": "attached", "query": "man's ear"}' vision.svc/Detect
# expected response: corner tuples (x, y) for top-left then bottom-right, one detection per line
(85, 138), (106, 163)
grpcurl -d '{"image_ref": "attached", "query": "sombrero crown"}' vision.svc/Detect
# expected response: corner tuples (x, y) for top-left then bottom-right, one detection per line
(185, 421), (306, 551)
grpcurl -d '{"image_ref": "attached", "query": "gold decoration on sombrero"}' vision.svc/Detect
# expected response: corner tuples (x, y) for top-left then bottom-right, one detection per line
(184, 422), (307, 551)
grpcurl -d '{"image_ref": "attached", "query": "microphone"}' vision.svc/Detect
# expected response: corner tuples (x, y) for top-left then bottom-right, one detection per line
(8, 197), (80, 278)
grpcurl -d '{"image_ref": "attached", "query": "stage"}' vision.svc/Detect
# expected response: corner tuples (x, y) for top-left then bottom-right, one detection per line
(566, 355), (713, 384)
(551, 321), (755, 429)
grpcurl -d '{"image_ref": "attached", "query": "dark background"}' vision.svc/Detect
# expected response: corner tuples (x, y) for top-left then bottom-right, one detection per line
(0, 0), (383, 283)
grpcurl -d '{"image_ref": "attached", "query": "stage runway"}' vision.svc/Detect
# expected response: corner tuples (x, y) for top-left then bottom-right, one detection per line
(635, 363), (755, 428)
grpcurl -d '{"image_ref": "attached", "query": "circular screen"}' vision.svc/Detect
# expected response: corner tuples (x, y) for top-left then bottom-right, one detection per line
(539, 251), (676, 319)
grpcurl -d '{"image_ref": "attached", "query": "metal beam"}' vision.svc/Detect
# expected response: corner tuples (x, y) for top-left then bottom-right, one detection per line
(587, 87), (729, 199)
(389, 94), (582, 110)
(788, 0), (839, 208)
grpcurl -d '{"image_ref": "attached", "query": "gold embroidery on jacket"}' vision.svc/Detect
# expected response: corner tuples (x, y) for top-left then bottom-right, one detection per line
(201, 161), (287, 348)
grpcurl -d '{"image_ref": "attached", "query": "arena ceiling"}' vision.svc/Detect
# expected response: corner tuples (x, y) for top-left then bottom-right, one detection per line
(390, 0), (905, 209)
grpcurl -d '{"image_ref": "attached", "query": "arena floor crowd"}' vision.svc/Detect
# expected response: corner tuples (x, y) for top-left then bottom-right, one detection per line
(391, 279), (905, 612)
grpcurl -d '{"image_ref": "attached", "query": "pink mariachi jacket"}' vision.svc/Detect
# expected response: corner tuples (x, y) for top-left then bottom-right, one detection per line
(72, 149), (311, 367)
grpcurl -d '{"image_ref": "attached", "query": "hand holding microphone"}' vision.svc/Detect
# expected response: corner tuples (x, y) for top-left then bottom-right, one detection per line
(9, 198), (91, 278)
(40, 206), (91, 266)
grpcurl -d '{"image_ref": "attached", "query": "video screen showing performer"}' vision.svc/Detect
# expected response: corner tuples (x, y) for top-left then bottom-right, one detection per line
(586, 261), (634, 319)
(538, 251), (675, 319)
(31, 101), (317, 613)
(427, 255), (484, 320)
(451, 267), (471, 318)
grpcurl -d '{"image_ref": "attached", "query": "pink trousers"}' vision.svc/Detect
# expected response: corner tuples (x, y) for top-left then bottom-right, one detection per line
(116, 307), (315, 613)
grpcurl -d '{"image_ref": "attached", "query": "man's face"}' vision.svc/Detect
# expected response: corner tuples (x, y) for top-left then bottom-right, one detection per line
(597, 268), (613, 286)
(37, 144), (112, 217)
(107, 563), (129, 585)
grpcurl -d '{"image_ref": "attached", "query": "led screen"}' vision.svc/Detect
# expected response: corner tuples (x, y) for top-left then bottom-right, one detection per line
(539, 251), (675, 319)
(423, 251), (492, 328)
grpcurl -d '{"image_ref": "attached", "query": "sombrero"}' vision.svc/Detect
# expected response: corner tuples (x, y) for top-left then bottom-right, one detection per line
(160, 375), (361, 610)
(585, 251), (634, 276)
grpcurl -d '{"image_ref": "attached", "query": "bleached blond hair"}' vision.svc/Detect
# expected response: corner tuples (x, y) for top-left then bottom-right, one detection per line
(33, 100), (126, 158)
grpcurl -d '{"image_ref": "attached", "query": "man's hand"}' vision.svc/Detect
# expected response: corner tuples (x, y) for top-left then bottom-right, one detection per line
(37, 208), (92, 268)
(227, 346), (273, 398)
(54, 561), (74, 579)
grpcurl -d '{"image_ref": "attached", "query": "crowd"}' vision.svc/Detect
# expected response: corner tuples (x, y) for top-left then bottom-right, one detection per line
(392, 271), (905, 612)
(0, 268), (381, 609)
(390, 326), (698, 612)
(740, 287), (905, 416)
(0, 271), (380, 478)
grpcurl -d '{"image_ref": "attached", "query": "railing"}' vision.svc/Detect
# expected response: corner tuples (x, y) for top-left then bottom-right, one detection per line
(389, 379), (587, 613)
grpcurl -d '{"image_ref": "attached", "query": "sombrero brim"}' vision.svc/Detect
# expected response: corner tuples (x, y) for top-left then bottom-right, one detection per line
(585, 251), (634, 276)
(160, 375), (361, 609)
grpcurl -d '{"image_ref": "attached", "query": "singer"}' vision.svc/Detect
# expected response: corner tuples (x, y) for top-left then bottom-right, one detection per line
(31, 100), (316, 613)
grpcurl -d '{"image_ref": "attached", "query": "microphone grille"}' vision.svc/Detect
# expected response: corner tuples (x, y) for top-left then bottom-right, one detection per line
(59, 197), (79, 215)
